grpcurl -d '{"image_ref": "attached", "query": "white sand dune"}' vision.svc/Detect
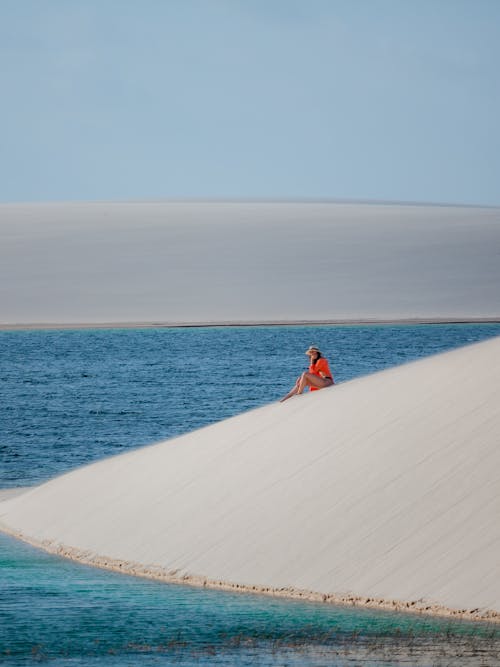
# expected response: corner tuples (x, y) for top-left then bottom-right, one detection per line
(0, 488), (30, 502)
(1, 336), (499, 621)
(1, 200), (500, 325)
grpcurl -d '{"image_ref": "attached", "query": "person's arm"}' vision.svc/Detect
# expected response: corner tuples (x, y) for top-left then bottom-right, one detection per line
(317, 358), (329, 378)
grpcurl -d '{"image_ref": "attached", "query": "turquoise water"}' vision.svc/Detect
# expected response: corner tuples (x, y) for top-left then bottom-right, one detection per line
(2, 531), (499, 666)
(1, 324), (500, 665)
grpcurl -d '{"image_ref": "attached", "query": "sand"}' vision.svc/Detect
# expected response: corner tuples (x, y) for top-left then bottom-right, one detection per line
(1, 200), (500, 325)
(0, 488), (30, 502)
(1, 335), (499, 621)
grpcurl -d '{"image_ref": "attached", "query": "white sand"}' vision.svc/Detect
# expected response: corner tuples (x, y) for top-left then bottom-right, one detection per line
(0, 488), (31, 502)
(1, 336), (499, 620)
(1, 200), (500, 325)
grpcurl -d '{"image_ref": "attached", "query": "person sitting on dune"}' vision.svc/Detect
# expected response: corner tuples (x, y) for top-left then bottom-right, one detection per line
(280, 345), (334, 402)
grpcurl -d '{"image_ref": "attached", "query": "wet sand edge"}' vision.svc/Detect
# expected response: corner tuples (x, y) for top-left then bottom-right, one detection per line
(1, 523), (498, 625)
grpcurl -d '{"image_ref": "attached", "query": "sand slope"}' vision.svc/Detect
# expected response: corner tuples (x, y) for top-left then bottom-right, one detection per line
(1, 336), (500, 620)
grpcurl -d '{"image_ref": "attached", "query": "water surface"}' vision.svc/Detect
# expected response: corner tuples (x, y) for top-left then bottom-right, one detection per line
(1, 324), (500, 665)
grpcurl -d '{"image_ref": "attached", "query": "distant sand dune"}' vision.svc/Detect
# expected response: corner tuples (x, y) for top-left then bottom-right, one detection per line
(1, 336), (499, 621)
(1, 200), (499, 325)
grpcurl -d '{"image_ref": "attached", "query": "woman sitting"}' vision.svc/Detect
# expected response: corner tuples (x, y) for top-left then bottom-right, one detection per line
(280, 345), (334, 402)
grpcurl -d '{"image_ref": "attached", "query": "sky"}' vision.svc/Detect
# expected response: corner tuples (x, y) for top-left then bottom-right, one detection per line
(1, 0), (499, 206)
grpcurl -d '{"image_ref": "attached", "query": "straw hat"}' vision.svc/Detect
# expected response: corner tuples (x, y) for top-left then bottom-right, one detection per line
(305, 345), (321, 355)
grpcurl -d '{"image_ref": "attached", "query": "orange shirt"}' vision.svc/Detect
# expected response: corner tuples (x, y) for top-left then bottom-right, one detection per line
(309, 357), (334, 391)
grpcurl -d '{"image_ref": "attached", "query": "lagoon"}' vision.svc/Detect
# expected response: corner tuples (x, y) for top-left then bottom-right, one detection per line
(1, 324), (500, 665)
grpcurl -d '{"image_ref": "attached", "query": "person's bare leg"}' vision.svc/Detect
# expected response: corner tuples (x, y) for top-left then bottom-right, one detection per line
(279, 377), (301, 402)
(297, 372), (332, 394)
(295, 371), (309, 395)
(281, 374), (333, 402)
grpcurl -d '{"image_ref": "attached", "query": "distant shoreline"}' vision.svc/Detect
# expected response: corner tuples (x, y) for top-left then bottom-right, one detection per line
(2, 317), (500, 331)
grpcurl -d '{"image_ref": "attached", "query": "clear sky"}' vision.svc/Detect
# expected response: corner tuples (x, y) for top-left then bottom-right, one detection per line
(1, 0), (499, 205)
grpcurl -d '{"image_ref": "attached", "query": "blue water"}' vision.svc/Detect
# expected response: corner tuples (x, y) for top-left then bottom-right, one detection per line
(1, 324), (500, 665)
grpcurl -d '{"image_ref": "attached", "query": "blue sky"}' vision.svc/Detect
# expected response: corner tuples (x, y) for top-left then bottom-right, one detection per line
(1, 0), (499, 205)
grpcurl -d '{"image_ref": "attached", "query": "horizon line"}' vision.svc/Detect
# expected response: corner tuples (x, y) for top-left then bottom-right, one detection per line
(1, 197), (499, 209)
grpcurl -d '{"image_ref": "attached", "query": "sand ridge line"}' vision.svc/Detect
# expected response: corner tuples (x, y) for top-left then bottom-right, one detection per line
(1, 524), (498, 625)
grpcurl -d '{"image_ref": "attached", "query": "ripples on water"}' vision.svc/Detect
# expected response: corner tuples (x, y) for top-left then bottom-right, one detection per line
(2, 532), (499, 666)
(1, 324), (500, 665)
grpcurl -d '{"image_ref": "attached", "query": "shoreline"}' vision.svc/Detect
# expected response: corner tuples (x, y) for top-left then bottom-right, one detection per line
(0, 523), (498, 625)
(2, 317), (500, 331)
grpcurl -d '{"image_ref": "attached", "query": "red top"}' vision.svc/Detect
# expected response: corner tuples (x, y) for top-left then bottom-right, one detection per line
(309, 357), (334, 391)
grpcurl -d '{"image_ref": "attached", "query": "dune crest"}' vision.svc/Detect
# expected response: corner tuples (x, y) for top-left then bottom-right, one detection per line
(1, 337), (500, 621)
